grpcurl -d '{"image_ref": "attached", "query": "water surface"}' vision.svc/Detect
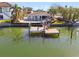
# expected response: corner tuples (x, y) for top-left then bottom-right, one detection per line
(0, 27), (79, 57)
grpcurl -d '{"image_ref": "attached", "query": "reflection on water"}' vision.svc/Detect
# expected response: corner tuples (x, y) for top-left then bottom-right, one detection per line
(0, 27), (79, 56)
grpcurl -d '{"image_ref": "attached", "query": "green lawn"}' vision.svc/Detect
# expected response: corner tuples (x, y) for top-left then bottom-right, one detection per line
(52, 21), (65, 24)
(51, 18), (65, 24)
(0, 19), (11, 23)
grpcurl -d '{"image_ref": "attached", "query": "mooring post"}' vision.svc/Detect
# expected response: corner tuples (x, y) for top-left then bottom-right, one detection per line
(43, 24), (45, 37)
(29, 23), (31, 36)
(37, 26), (39, 31)
(58, 29), (60, 36)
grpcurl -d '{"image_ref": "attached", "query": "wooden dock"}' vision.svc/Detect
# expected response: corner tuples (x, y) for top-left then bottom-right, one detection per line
(29, 27), (60, 36)
(30, 27), (44, 33)
(44, 28), (60, 37)
(29, 27), (44, 36)
(45, 28), (59, 34)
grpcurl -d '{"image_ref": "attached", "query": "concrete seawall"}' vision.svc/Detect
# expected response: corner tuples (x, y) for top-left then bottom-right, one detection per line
(0, 23), (79, 28)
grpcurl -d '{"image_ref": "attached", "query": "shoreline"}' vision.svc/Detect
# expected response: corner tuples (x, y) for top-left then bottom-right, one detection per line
(0, 23), (79, 28)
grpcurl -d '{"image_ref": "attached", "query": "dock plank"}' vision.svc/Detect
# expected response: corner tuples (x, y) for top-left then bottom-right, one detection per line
(45, 28), (59, 34)
(30, 27), (44, 32)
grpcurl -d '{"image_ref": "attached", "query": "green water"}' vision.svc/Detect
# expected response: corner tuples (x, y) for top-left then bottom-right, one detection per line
(0, 27), (79, 57)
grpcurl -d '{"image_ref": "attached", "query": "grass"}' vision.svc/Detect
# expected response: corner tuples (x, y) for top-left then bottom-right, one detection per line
(0, 19), (11, 23)
(52, 19), (65, 24)
(52, 21), (65, 24)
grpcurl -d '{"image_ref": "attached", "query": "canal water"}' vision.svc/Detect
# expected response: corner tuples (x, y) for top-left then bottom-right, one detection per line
(0, 27), (79, 57)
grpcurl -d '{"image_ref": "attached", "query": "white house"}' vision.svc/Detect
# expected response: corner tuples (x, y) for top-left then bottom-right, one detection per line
(24, 11), (51, 24)
(0, 2), (11, 20)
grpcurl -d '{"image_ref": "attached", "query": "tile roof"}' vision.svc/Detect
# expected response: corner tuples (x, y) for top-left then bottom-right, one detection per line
(29, 11), (51, 16)
(0, 2), (11, 7)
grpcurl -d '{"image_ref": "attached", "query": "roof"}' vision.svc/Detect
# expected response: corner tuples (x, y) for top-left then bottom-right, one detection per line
(54, 15), (63, 18)
(54, 13), (63, 18)
(28, 11), (51, 16)
(0, 2), (11, 7)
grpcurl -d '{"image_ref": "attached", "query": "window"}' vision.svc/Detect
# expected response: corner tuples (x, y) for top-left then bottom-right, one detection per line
(0, 8), (2, 13)
(35, 16), (38, 21)
(42, 16), (47, 20)
(0, 15), (3, 20)
(3, 7), (10, 12)
(5, 7), (10, 12)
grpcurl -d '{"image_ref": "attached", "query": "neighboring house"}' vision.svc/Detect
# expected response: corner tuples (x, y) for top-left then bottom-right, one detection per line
(0, 2), (11, 20)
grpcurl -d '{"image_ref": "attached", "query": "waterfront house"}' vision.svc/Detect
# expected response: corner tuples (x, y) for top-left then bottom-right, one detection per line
(25, 11), (52, 24)
(0, 2), (11, 20)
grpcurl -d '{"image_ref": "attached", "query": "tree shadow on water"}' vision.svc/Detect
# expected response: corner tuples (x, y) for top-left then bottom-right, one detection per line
(10, 28), (23, 44)
(12, 34), (22, 44)
(67, 27), (76, 48)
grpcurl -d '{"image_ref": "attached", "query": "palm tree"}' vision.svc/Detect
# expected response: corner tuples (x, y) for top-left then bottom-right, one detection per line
(11, 4), (22, 23)
(23, 7), (32, 16)
(48, 5), (79, 23)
